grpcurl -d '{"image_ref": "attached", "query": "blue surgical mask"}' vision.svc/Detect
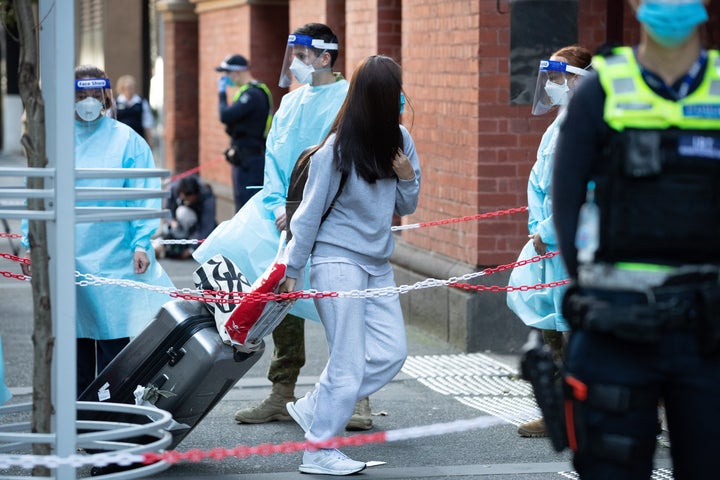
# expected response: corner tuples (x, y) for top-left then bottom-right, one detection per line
(399, 93), (406, 115)
(636, 1), (708, 48)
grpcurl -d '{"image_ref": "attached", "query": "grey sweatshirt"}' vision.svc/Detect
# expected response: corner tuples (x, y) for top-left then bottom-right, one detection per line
(285, 125), (421, 280)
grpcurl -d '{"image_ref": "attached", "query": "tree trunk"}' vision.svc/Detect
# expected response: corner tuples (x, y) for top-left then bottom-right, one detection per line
(13, 1), (54, 476)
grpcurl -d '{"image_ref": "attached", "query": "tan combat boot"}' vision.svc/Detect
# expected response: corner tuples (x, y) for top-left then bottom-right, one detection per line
(234, 383), (295, 424)
(345, 396), (373, 431)
(517, 417), (548, 438)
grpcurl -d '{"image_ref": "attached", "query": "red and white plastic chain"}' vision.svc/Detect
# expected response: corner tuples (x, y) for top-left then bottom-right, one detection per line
(0, 415), (504, 470)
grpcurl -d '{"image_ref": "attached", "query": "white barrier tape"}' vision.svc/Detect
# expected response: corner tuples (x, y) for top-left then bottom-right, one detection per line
(0, 415), (506, 469)
(384, 415), (507, 442)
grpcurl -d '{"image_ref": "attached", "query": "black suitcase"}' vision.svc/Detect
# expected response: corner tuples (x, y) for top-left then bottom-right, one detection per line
(79, 299), (264, 451)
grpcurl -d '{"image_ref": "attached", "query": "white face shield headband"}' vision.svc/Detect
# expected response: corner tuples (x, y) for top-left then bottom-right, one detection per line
(531, 59), (590, 115)
(75, 77), (111, 122)
(278, 34), (338, 88)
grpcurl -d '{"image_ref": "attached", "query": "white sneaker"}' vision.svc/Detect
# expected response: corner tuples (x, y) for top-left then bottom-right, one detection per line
(287, 396), (313, 433)
(299, 448), (366, 475)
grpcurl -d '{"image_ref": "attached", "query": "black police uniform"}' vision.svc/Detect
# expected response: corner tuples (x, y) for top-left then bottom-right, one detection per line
(219, 81), (271, 211)
(552, 46), (720, 480)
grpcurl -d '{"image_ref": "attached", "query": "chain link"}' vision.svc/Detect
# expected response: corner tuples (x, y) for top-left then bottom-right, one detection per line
(0, 252), (30, 264)
(1, 207), (570, 298)
(391, 206), (527, 231)
(0, 232), (22, 239)
(152, 238), (203, 246)
(2, 250), (564, 300)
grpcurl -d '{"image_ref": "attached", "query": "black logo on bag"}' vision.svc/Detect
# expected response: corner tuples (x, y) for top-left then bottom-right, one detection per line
(193, 255), (251, 314)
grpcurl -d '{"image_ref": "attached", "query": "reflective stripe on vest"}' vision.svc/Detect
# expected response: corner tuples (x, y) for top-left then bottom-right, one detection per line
(594, 47), (720, 130)
(233, 81), (274, 137)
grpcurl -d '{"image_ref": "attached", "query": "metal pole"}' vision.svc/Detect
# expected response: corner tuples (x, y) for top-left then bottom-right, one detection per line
(40, 0), (76, 478)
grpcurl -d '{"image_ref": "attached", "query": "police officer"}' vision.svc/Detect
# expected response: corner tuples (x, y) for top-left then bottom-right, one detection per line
(552, 1), (719, 478)
(216, 54), (273, 211)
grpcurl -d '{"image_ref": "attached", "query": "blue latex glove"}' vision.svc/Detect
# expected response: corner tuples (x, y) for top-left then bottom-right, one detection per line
(217, 75), (230, 94)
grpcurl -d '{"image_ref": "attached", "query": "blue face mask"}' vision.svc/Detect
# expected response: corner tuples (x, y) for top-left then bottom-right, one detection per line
(636, 1), (708, 48)
(399, 93), (406, 115)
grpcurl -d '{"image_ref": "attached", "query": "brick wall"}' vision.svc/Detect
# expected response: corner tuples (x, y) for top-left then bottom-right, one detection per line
(160, 10), (198, 175)
(345, 0), (401, 74)
(378, 0), (402, 62)
(326, 0), (347, 75)
(345, 0), (377, 72)
(163, 0), (713, 265)
(193, 1), (288, 215)
(401, 0), (490, 265)
(290, 0), (330, 33)
(398, 1), (641, 267)
(196, 6), (250, 188)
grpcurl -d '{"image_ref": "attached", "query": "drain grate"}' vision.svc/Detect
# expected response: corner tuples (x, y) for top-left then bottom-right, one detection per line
(416, 374), (532, 397)
(559, 469), (674, 479)
(402, 353), (537, 426)
(403, 353), (517, 378)
(402, 353), (675, 479)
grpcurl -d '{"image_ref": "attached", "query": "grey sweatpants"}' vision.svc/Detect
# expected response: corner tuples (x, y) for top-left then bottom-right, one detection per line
(302, 260), (407, 442)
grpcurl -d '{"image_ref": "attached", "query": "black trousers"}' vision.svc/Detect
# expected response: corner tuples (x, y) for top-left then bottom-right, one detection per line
(566, 324), (720, 479)
(231, 152), (264, 212)
(76, 337), (129, 396)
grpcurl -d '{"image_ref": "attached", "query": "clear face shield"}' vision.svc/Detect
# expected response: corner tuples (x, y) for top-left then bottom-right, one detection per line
(75, 77), (112, 123)
(278, 34), (338, 88)
(531, 60), (589, 115)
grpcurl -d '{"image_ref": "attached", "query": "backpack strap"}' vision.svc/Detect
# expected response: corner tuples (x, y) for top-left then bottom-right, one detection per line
(321, 170), (347, 222)
(286, 145), (348, 241)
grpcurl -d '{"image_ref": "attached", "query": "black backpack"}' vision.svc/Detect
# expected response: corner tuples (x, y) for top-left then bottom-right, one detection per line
(285, 145), (347, 241)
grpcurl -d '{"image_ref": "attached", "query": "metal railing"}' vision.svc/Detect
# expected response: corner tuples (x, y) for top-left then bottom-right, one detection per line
(0, 401), (173, 479)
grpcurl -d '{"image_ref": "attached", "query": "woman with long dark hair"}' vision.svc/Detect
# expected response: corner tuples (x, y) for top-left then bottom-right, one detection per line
(280, 55), (421, 475)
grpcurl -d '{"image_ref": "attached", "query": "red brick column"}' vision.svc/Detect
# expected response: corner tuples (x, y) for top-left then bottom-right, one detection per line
(157, 0), (199, 175)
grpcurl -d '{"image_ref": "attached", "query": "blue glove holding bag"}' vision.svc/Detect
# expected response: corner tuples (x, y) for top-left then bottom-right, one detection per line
(217, 75), (230, 94)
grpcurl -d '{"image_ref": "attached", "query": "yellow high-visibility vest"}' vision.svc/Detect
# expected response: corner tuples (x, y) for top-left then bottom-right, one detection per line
(594, 46), (720, 131)
(233, 81), (274, 137)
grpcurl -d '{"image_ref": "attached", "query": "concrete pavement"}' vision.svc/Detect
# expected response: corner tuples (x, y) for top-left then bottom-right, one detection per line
(0, 150), (673, 479)
(0, 254), (675, 479)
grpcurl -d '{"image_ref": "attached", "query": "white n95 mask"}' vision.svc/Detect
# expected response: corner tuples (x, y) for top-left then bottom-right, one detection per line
(544, 79), (570, 106)
(289, 57), (315, 85)
(75, 97), (103, 122)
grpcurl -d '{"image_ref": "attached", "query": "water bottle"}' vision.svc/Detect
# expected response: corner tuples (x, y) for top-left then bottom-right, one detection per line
(575, 180), (600, 264)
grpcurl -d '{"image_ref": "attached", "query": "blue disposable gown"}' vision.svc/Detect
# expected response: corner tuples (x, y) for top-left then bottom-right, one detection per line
(23, 116), (175, 339)
(194, 78), (349, 322)
(507, 113), (570, 331)
(0, 337), (10, 405)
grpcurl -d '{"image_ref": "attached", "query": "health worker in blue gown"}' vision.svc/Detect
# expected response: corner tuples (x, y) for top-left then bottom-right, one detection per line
(194, 29), (349, 323)
(507, 46), (592, 335)
(0, 338), (11, 405)
(22, 65), (175, 395)
(506, 45), (592, 439)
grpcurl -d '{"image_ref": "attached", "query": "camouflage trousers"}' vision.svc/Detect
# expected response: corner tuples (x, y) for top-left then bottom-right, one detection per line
(268, 313), (306, 384)
(542, 329), (566, 363)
